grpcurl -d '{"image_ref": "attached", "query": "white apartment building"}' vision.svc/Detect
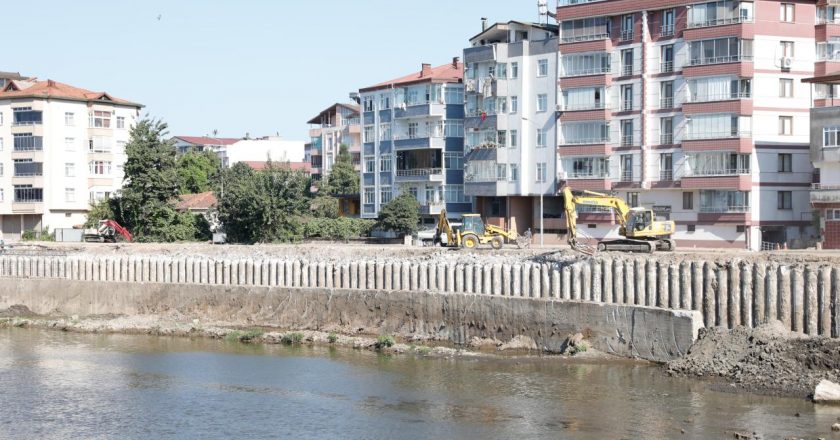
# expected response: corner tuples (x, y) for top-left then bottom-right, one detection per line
(463, 21), (561, 242)
(0, 79), (142, 239)
(555, 0), (816, 250)
(173, 135), (305, 168)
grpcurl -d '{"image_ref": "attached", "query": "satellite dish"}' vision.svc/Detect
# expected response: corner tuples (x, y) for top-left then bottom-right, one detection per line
(538, 0), (548, 15)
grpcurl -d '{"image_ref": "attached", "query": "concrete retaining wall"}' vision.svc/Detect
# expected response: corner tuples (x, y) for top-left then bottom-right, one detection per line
(0, 254), (835, 336)
(0, 278), (702, 362)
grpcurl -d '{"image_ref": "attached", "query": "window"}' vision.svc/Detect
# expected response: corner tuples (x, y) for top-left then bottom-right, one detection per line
(660, 153), (673, 180)
(89, 110), (111, 128)
(0, 112), (3, 126)
(444, 152), (463, 170)
(537, 59), (549, 77)
(116, 116), (125, 129)
(65, 137), (75, 151)
(425, 186), (437, 204)
(535, 163), (547, 183)
(779, 79), (793, 97)
(89, 136), (112, 152)
(444, 185), (468, 203)
(561, 121), (610, 144)
(621, 84), (633, 110)
(0, 163), (3, 177)
(444, 120), (464, 137)
(685, 114), (750, 140)
(621, 120), (633, 146)
(65, 112), (74, 126)
(661, 45), (674, 73)
(661, 9), (675, 36)
(408, 186), (419, 199)
(363, 97), (374, 112)
(561, 52), (611, 76)
(560, 16), (611, 42)
(660, 117), (674, 144)
(510, 129), (518, 148)
(621, 49), (634, 76)
(408, 122), (419, 139)
(687, 224), (696, 232)
(363, 125), (374, 142)
(509, 164), (519, 181)
(380, 155), (392, 172)
(824, 127), (840, 147)
(827, 209), (840, 220)
(380, 94), (390, 109)
(364, 187), (375, 204)
(496, 63), (508, 79)
(496, 164), (507, 181)
(444, 86), (464, 105)
(0, 138), (3, 151)
(511, 62), (519, 79)
(688, 77), (751, 102)
(620, 154), (633, 181)
(510, 96), (518, 113)
(65, 188), (76, 203)
(777, 191), (792, 210)
(65, 163), (75, 177)
(497, 130), (507, 147)
(364, 156), (375, 173)
(89, 161), (112, 175)
(14, 185), (43, 203)
(779, 116), (793, 135)
(778, 153), (792, 173)
(537, 129), (547, 148)
(563, 156), (609, 178)
(660, 81), (674, 109)
(379, 123), (391, 140)
(780, 41), (794, 58)
(626, 192), (639, 207)
(537, 94), (548, 112)
(0, 188), (3, 202)
(621, 14), (634, 41)
(689, 37), (752, 65)
(380, 186), (392, 204)
(780, 3), (794, 22)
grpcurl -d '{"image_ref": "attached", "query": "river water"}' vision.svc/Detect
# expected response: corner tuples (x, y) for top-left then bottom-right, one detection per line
(0, 328), (836, 440)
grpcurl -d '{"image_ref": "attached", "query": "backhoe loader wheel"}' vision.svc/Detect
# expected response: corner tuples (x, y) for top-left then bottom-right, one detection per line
(462, 234), (480, 249)
(597, 243), (607, 252)
(490, 236), (504, 250)
(665, 239), (676, 251)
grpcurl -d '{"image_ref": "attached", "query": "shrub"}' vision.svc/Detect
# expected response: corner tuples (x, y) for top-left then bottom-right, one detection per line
(377, 193), (420, 236)
(225, 329), (263, 343)
(375, 335), (395, 349)
(281, 332), (305, 344)
(327, 332), (339, 344)
(303, 217), (375, 240)
(570, 341), (590, 355)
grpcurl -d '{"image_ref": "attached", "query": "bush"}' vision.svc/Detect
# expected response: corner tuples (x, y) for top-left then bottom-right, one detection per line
(377, 193), (420, 236)
(375, 335), (395, 349)
(327, 333), (338, 344)
(303, 217), (376, 240)
(21, 227), (53, 242)
(570, 341), (590, 355)
(226, 329), (263, 343)
(281, 332), (305, 344)
(309, 195), (340, 219)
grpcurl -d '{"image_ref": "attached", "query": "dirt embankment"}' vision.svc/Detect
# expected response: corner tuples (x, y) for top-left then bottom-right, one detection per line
(667, 321), (840, 398)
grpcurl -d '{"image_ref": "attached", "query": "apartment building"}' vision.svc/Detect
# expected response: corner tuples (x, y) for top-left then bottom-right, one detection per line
(0, 78), (142, 239)
(306, 103), (362, 182)
(358, 59), (468, 222)
(804, 71), (840, 249)
(173, 135), (304, 168)
(173, 136), (239, 155)
(463, 21), (562, 242)
(555, 0), (816, 250)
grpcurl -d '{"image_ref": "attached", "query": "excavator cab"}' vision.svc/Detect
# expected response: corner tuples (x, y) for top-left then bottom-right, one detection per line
(461, 214), (486, 236)
(626, 209), (652, 232)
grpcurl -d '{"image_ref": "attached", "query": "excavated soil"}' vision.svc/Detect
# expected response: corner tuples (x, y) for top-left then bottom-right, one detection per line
(667, 321), (840, 398)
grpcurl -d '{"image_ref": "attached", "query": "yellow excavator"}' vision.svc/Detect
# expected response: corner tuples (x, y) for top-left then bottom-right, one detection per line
(434, 209), (529, 250)
(562, 186), (676, 254)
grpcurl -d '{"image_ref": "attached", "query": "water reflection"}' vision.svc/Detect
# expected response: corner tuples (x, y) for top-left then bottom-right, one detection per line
(0, 328), (837, 440)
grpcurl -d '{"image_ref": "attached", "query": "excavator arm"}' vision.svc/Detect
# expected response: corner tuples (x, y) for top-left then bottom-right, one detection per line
(100, 220), (132, 242)
(435, 209), (454, 246)
(562, 186), (631, 253)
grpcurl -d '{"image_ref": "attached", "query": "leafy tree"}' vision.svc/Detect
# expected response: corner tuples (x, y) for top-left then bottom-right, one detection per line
(322, 144), (359, 196)
(378, 192), (420, 236)
(303, 218), (376, 241)
(85, 199), (116, 227)
(216, 161), (310, 243)
(309, 195), (340, 219)
(177, 150), (221, 194)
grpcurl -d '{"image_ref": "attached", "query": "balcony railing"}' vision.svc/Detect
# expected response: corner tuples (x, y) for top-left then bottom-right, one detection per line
(683, 130), (751, 141)
(660, 97), (674, 109)
(13, 163), (43, 177)
(811, 184), (840, 203)
(687, 16), (753, 29)
(699, 205), (750, 213)
(466, 109), (498, 118)
(565, 172), (610, 179)
(620, 65), (634, 76)
(395, 168), (443, 177)
(619, 30), (634, 41)
(689, 54), (753, 66)
(558, 0), (604, 5)
(561, 66), (611, 77)
(660, 61), (674, 73)
(660, 24), (675, 37)
(562, 137), (611, 145)
(689, 92), (751, 103)
(13, 136), (43, 151)
(13, 187), (43, 203)
(560, 32), (610, 43)
(620, 135), (634, 146)
(620, 101), (633, 111)
(620, 171), (633, 182)
(659, 170), (674, 181)
(563, 102), (607, 111)
(660, 133), (674, 145)
(817, 17), (840, 25)
(686, 168), (750, 177)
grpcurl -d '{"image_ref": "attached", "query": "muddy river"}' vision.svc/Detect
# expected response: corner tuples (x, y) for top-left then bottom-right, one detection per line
(1, 328), (836, 439)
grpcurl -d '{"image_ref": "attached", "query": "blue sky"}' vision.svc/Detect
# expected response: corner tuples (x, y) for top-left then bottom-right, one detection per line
(5, 1), (541, 141)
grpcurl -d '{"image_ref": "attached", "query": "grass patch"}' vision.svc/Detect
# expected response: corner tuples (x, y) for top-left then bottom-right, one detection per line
(570, 341), (589, 355)
(281, 332), (305, 345)
(375, 335), (395, 350)
(417, 346), (432, 355)
(327, 333), (338, 344)
(226, 329), (264, 343)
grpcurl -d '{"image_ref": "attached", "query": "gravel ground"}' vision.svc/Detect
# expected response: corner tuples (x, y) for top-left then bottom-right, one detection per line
(667, 321), (840, 398)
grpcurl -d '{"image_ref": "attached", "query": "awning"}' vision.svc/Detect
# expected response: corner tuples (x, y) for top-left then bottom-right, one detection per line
(802, 73), (840, 84)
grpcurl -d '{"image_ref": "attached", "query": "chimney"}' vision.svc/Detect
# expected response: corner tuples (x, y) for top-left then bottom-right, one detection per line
(481, 17), (488, 31)
(421, 63), (432, 78)
(47, 79), (56, 87)
(452, 57), (460, 68)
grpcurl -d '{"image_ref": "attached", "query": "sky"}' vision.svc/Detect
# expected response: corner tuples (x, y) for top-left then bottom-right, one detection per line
(5, 1), (543, 141)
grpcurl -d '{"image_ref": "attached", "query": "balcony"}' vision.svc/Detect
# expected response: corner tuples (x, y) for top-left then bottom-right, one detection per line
(13, 162), (43, 177)
(561, 137), (611, 146)
(660, 24), (675, 38)
(619, 30), (634, 42)
(393, 135), (443, 150)
(558, 173), (612, 191)
(659, 170), (673, 181)
(688, 92), (751, 104)
(464, 45), (496, 63)
(395, 168), (444, 182)
(394, 102), (445, 119)
(13, 136), (43, 151)
(660, 61), (674, 74)
(688, 54), (752, 67)
(660, 133), (674, 145)
(619, 65), (634, 77)
(659, 97), (674, 109)
(683, 130), (751, 141)
(13, 187), (44, 204)
(620, 135), (634, 147)
(687, 16), (753, 30)
(560, 32), (610, 44)
(811, 184), (840, 204)
(683, 170), (751, 190)
(560, 66), (611, 78)
(420, 202), (446, 216)
(619, 170), (633, 182)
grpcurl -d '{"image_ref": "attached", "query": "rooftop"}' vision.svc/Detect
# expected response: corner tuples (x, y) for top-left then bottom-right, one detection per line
(242, 161), (311, 172)
(176, 191), (217, 211)
(360, 60), (463, 93)
(469, 21), (559, 44)
(174, 136), (240, 146)
(307, 103), (360, 125)
(0, 79), (142, 107)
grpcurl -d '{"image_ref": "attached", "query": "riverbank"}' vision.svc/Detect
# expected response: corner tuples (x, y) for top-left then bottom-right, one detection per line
(0, 306), (612, 361)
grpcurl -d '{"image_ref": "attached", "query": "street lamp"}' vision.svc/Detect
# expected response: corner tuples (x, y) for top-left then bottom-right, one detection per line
(521, 116), (545, 248)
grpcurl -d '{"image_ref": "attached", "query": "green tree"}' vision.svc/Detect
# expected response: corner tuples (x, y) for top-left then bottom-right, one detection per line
(216, 161), (311, 243)
(85, 199), (116, 227)
(118, 118), (204, 242)
(309, 195), (339, 219)
(322, 144), (359, 196)
(177, 150), (221, 194)
(378, 192), (420, 236)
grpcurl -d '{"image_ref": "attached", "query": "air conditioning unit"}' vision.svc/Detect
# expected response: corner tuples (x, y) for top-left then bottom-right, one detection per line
(556, 104), (563, 112)
(781, 57), (793, 68)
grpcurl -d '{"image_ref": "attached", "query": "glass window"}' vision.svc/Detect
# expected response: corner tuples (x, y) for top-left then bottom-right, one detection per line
(444, 152), (463, 170)
(364, 156), (375, 173)
(510, 96), (518, 113)
(65, 188), (75, 203)
(510, 130), (518, 148)
(779, 116), (793, 135)
(89, 110), (111, 128)
(65, 112), (74, 126)
(778, 153), (792, 173)
(824, 127), (840, 147)
(364, 187), (375, 204)
(537, 59), (549, 77)
(380, 155), (392, 172)
(537, 94), (548, 112)
(511, 62), (519, 79)
(380, 186), (392, 204)
(780, 3), (794, 22)
(509, 164), (519, 181)
(535, 163), (547, 182)
(683, 192), (694, 210)
(779, 79), (793, 97)
(777, 191), (792, 209)
(537, 129), (547, 148)
(780, 41), (794, 58)
(65, 163), (75, 177)
(116, 116), (125, 129)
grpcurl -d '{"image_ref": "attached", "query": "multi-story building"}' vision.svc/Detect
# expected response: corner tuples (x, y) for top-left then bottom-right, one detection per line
(306, 103), (362, 182)
(0, 71), (28, 89)
(173, 135), (304, 168)
(463, 20), (561, 242)
(173, 136), (239, 155)
(358, 59), (468, 223)
(805, 71), (840, 249)
(554, 0), (816, 250)
(0, 78), (142, 239)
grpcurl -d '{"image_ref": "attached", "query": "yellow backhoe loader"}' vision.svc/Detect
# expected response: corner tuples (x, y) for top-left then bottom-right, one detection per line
(562, 186), (676, 254)
(434, 209), (530, 250)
